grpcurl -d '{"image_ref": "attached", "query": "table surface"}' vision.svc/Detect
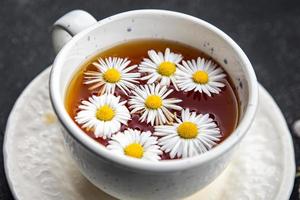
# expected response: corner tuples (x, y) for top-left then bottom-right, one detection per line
(0, 0), (299, 199)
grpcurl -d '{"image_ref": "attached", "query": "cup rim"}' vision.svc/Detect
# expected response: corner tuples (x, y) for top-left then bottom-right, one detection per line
(50, 9), (258, 172)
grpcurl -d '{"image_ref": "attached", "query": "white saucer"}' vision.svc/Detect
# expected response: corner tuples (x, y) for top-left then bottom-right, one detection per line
(3, 67), (295, 200)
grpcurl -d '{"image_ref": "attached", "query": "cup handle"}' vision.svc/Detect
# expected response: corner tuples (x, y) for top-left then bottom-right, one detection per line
(52, 10), (97, 54)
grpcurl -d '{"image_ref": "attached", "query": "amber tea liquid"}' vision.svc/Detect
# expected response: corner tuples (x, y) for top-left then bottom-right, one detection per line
(65, 39), (239, 159)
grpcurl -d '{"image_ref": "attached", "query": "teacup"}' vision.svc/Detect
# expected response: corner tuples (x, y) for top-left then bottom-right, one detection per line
(50, 9), (258, 200)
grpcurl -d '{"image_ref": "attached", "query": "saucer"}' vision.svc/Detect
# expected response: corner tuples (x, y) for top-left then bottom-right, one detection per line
(3, 67), (295, 200)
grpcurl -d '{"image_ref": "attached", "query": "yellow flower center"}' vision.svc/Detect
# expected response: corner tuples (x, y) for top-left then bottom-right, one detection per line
(145, 95), (163, 109)
(177, 122), (198, 139)
(157, 61), (176, 77)
(96, 105), (115, 121)
(103, 68), (121, 83)
(192, 70), (209, 84)
(124, 143), (144, 158)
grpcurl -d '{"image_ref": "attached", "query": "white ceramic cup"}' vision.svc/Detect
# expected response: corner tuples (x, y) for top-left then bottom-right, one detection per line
(50, 9), (258, 200)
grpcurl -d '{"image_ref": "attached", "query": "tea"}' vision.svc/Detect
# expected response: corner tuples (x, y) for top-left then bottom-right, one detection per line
(65, 39), (239, 160)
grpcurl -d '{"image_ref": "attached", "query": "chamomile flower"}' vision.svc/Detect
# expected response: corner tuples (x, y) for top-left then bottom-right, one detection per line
(84, 57), (140, 95)
(176, 57), (226, 96)
(107, 129), (162, 161)
(139, 48), (183, 89)
(75, 94), (131, 139)
(154, 109), (221, 158)
(128, 84), (182, 126)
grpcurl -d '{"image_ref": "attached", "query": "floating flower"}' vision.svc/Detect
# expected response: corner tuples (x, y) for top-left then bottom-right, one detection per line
(139, 48), (183, 89)
(107, 129), (162, 161)
(154, 109), (221, 158)
(176, 57), (226, 96)
(75, 94), (130, 139)
(84, 57), (140, 95)
(128, 84), (182, 126)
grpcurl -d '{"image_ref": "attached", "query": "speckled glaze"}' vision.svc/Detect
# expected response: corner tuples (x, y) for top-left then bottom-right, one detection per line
(49, 10), (258, 199)
(3, 68), (294, 200)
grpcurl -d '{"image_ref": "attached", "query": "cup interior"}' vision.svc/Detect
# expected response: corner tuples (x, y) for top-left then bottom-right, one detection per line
(50, 10), (257, 170)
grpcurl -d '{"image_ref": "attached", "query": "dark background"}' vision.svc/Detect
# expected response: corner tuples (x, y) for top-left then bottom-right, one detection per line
(0, 0), (299, 199)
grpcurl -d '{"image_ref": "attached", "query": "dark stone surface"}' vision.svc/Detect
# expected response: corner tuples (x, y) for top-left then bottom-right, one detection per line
(0, 0), (299, 199)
